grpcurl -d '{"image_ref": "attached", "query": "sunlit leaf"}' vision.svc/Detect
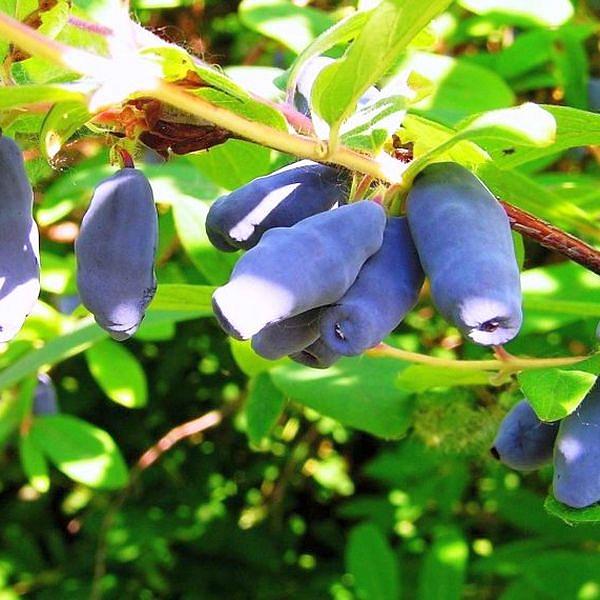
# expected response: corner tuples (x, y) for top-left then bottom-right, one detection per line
(29, 415), (128, 489)
(86, 340), (148, 409)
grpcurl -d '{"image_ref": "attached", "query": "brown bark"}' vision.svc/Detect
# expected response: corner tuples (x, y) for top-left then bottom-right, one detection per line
(501, 201), (600, 275)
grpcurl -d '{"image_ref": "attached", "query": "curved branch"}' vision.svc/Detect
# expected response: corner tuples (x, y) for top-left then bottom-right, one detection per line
(501, 202), (600, 275)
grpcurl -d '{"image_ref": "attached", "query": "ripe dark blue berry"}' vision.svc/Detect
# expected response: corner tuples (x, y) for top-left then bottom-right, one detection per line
(206, 160), (349, 251)
(251, 308), (322, 360)
(491, 399), (558, 471)
(75, 168), (158, 340)
(407, 162), (522, 346)
(0, 135), (40, 342)
(553, 382), (600, 508)
(319, 217), (424, 356)
(289, 338), (341, 369)
(32, 373), (59, 416)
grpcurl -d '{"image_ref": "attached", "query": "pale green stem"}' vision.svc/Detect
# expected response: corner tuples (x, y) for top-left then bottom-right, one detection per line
(367, 344), (590, 372)
(0, 11), (399, 183)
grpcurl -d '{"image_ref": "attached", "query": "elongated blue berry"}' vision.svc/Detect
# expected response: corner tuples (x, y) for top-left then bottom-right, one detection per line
(553, 382), (600, 508)
(490, 399), (558, 471)
(33, 373), (59, 416)
(251, 308), (322, 360)
(289, 338), (340, 369)
(213, 201), (386, 340)
(406, 162), (522, 345)
(206, 160), (349, 251)
(0, 135), (40, 342)
(319, 217), (424, 356)
(589, 78), (600, 112)
(75, 168), (157, 340)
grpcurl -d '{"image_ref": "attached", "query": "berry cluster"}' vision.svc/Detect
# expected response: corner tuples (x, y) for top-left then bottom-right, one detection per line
(207, 160), (523, 368)
(0, 133), (157, 343)
(492, 382), (600, 509)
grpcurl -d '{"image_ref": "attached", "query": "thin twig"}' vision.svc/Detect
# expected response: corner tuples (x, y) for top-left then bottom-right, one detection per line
(501, 201), (600, 275)
(366, 343), (589, 372)
(89, 409), (224, 600)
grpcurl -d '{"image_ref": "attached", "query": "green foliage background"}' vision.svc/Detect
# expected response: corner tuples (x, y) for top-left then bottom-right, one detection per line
(0, 0), (599, 598)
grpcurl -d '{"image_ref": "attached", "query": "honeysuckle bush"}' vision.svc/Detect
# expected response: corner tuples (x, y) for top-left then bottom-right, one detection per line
(0, 0), (599, 597)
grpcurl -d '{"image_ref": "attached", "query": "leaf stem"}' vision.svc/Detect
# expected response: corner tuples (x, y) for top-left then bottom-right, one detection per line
(366, 344), (590, 372)
(154, 81), (393, 180)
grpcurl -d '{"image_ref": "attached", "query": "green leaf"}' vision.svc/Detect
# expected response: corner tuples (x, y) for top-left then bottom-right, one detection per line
(393, 51), (514, 126)
(19, 433), (50, 494)
(143, 161), (223, 205)
(134, 320), (176, 342)
(397, 365), (490, 393)
(0, 312), (206, 392)
(476, 162), (598, 238)
(340, 92), (408, 153)
(457, 0), (573, 27)
(11, 55), (75, 86)
(40, 101), (90, 160)
(489, 29), (554, 81)
(401, 111), (599, 237)
(172, 198), (237, 285)
(38, 0), (70, 38)
(245, 372), (286, 447)
(312, 0), (453, 134)
(404, 104), (556, 183)
(285, 9), (372, 99)
(189, 140), (273, 191)
(417, 527), (468, 600)
(534, 172), (600, 217)
(517, 551), (600, 600)
(0, 83), (87, 110)
(400, 113), (489, 170)
(270, 356), (414, 439)
(544, 495), (600, 524)
(150, 284), (215, 313)
(456, 104), (556, 147)
(39, 251), (77, 295)
(195, 87), (287, 132)
(521, 262), (600, 333)
(485, 106), (600, 168)
(85, 340), (148, 409)
(29, 415), (128, 489)
(36, 156), (112, 226)
(0, 318), (108, 393)
(229, 339), (287, 377)
(518, 359), (599, 421)
(551, 26), (590, 110)
(239, 0), (334, 54)
(346, 522), (400, 600)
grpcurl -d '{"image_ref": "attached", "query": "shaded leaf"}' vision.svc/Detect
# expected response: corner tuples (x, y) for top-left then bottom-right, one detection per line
(346, 522), (400, 600)
(271, 356), (413, 439)
(418, 527), (468, 600)
(245, 372), (286, 446)
(19, 433), (50, 494)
